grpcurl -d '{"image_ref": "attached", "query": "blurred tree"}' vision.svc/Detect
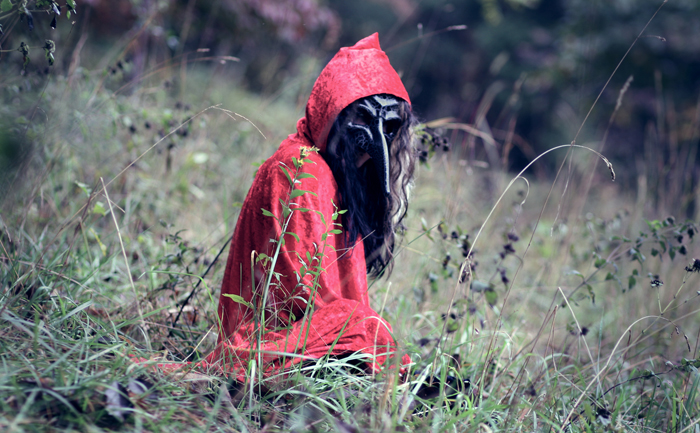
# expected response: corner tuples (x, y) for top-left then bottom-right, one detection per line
(326, 0), (699, 183)
(2, 0), (698, 201)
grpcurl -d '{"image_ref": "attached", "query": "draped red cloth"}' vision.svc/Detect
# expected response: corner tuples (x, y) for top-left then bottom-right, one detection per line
(196, 33), (412, 381)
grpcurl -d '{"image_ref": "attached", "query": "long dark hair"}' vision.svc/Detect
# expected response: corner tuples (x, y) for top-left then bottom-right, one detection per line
(324, 95), (417, 278)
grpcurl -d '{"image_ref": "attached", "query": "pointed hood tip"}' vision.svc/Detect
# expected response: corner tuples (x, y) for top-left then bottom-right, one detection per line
(300, 33), (411, 153)
(349, 33), (382, 51)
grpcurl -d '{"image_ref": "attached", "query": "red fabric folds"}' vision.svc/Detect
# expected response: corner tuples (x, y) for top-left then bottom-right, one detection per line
(204, 33), (412, 381)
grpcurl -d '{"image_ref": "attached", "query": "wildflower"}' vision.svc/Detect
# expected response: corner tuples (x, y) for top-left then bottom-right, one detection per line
(442, 137), (450, 152)
(650, 279), (663, 287)
(685, 259), (700, 273)
(442, 253), (451, 269)
(500, 268), (509, 285)
(419, 149), (428, 163)
(459, 267), (470, 283)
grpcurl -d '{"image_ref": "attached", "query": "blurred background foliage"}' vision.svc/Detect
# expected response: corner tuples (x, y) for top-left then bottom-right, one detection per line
(1, 0), (699, 214)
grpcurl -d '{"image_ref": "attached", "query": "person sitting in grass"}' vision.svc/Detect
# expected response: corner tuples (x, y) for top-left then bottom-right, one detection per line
(203, 33), (417, 381)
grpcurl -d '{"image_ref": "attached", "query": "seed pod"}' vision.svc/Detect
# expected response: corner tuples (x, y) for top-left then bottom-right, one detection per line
(44, 40), (56, 66)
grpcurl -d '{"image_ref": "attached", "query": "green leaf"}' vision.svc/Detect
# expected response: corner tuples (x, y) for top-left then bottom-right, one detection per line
(43, 40), (55, 66)
(0, 0), (12, 12)
(430, 276), (438, 294)
(628, 275), (636, 290)
(296, 172), (316, 180)
(586, 284), (595, 304)
(290, 189), (308, 199)
(92, 201), (106, 217)
(284, 231), (300, 242)
(222, 294), (253, 309)
(66, 0), (76, 8)
(645, 219), (660, 232)
(669, 247), (676, 261)
(605, 272), (615, 281)
(484, 287), (498, 306)
(421, 217), (434, 241)
(90, 228), (107, 256)
(329, 229), (342, 235)
(314, 210), (326, 226)
(447, 319), (460, 333)
(594, 258), (607, 268)
(261, 208), (275, 218)
(74, 180), (91, 197)
(632, 250), (646, 263)
(279, 165), (292, 185)
(569, 270), (584, 279)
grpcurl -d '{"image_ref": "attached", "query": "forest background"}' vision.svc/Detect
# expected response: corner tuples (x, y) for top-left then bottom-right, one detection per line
(2, 0), (700, 431)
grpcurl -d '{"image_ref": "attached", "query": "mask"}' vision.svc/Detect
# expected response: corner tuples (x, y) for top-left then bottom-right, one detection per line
(347, 95), (403, 197)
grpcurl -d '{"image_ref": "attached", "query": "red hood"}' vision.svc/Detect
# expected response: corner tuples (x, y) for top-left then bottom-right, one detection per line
(208, 33), (412, 378)
(296, 33), (411, 152)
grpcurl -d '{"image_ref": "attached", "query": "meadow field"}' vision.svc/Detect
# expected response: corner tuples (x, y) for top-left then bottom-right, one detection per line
(2, 1), (700, 431)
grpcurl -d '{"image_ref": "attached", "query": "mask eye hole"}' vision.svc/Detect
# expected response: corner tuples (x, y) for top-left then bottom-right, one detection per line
(383, 119), (402, 136)
(349, 107), (374, 126)
(352, 110), (374, 127)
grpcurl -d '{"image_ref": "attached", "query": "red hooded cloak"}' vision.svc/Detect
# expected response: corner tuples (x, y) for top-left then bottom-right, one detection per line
(203, 33), (411, 380)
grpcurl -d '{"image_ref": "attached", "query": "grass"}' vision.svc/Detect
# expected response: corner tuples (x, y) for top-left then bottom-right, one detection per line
(2, 32), (700, 433)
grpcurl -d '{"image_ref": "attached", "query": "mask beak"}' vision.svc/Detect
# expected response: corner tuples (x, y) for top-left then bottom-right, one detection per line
(367, 117), (391, 197)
